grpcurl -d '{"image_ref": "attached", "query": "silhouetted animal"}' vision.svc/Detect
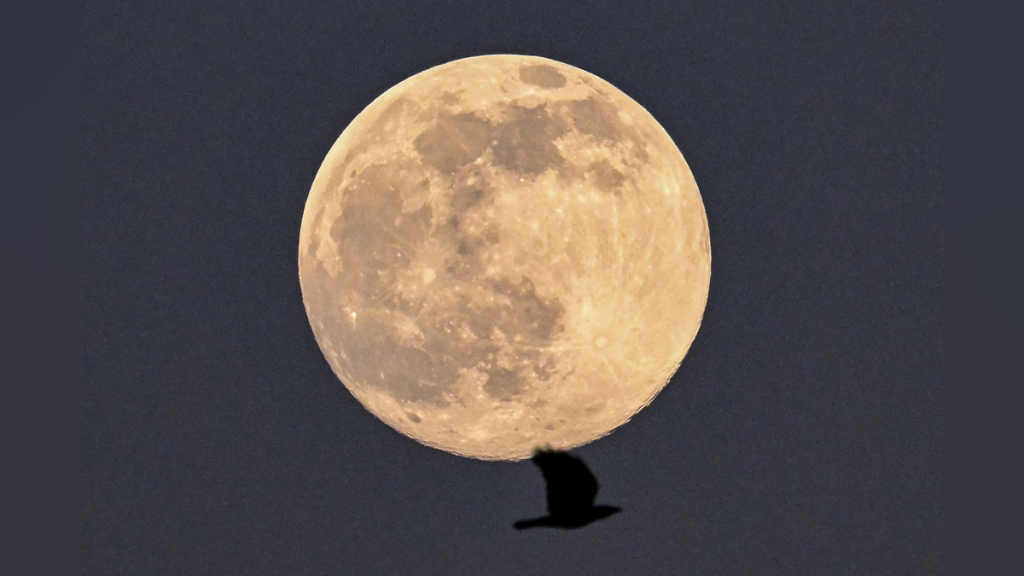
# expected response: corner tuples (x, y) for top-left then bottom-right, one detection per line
(514, 448), (621, 530)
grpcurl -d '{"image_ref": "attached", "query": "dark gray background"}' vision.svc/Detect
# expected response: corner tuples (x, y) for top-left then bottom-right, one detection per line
(81, 1), (943, 574)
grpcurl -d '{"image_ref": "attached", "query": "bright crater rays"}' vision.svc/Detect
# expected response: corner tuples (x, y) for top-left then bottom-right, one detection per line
(299, 55), (710, 460)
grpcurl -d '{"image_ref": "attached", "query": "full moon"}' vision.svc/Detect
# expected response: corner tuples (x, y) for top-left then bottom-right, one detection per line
(299, 55), (710, 460)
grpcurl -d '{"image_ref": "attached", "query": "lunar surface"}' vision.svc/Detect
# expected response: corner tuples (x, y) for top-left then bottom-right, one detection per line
(299, 55), (710, 460)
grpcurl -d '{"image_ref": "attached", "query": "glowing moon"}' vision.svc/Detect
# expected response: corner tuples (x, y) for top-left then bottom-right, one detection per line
(299, 55), (710, 460)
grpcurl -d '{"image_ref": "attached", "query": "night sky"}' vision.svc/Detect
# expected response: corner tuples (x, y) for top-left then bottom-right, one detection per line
(81, 1), (943, 574)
